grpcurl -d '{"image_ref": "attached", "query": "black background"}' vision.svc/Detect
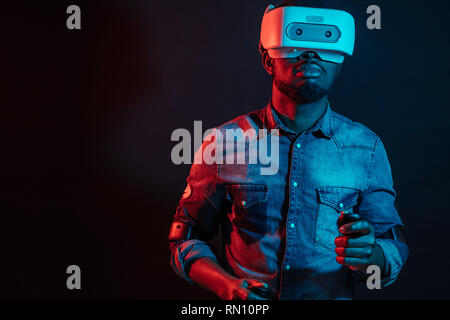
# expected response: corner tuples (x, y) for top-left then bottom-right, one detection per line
(1, 0), (449, 299)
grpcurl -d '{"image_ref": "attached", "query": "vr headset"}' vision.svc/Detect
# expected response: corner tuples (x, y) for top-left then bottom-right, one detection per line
(260, 4), (355, 63)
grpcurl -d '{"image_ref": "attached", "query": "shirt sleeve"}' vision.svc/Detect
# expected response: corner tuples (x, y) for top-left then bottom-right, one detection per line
(169, 130), (227, 283)
(357, 136), (409, 287)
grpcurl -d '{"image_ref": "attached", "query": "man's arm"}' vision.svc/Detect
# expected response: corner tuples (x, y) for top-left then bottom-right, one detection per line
(335, 136), (409, 286)
(169, 132), (269, 299)
(188, 257), (269, 300)
(169, 135), (225, 284)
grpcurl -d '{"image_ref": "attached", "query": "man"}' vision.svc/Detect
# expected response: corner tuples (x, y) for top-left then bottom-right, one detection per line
(169, 0), (408, 300)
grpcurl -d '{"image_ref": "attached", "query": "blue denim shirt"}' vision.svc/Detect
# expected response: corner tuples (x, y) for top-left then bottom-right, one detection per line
(170, 101), (409, 299)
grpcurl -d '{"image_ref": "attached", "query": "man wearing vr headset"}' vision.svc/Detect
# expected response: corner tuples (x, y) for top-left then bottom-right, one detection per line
(169, 0), (408, 300)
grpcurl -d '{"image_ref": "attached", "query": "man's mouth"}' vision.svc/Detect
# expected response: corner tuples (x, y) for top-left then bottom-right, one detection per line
(295, 64), (323, 78)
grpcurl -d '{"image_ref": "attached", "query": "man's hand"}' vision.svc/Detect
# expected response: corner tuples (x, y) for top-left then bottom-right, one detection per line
(188, 257), (272, 300)
(221, 278), (271, 300)
(334, 220), (385, 273)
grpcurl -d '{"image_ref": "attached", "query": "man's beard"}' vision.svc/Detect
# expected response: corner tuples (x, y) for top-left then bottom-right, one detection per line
(274, 76), (328, 104)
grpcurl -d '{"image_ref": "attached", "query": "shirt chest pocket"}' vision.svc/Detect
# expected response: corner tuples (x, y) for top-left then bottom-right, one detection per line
(315, 186), (360, 251)
(226, 184), (270, 233)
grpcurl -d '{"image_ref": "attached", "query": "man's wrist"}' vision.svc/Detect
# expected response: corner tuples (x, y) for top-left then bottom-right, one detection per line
(370, 243), (386, 274)
(188, 257), (237, 299)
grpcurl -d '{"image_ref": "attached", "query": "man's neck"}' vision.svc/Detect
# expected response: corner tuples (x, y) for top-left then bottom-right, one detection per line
(271, 86), (329, 134)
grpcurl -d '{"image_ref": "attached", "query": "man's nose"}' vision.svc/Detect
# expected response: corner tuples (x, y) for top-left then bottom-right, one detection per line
(300, 51), (320, 61)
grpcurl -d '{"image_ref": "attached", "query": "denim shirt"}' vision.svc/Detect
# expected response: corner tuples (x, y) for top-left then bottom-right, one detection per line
(170, 101), (409, 300)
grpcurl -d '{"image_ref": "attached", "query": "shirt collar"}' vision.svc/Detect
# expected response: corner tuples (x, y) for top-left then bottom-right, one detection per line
(265, 100), (333, 139)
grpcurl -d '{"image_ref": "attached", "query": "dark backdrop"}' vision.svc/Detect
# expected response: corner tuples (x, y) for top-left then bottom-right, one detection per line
(1, 0), (449, 299)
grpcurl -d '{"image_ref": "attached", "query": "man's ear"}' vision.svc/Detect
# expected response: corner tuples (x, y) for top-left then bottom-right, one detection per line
(262, 50), (274, 76)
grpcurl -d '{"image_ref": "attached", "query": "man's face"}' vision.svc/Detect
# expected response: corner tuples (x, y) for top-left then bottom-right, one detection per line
(269, 52), (341, 104)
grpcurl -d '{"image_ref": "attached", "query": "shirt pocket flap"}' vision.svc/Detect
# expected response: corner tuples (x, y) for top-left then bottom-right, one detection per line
(317, 186), (359, 212)
(227, 184), (268, 208)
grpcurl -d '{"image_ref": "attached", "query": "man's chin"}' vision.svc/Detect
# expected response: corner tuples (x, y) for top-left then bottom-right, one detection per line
(299, 82), (327, 102)
(275, 79), (327, 104)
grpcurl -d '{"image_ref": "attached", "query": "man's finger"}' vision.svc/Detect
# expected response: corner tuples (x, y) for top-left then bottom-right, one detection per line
(234, 288), (249, 300)
(335, 235), (375, 247)
(335, 246), (372, 258)
(336, 256), (368, 267)
(340, 220), (372, 235)
(235, 288), (268, 300)
(246, 291), (270, 300)
(247, 279), (269, 289)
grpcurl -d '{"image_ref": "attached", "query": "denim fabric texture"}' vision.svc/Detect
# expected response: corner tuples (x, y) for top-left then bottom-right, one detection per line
(170, 101), (408, 299)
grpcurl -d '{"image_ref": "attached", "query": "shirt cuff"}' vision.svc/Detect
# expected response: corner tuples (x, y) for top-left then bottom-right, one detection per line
(376, 238), (408, 287)
(170, 239), (218, 284)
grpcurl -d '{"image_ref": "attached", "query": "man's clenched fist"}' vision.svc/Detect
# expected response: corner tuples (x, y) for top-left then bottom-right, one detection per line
(221, 278), (270, 300)
(335, 220), (385, 273)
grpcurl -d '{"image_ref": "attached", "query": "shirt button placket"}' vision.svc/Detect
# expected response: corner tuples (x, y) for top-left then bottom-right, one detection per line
(281, 137), (303, 298)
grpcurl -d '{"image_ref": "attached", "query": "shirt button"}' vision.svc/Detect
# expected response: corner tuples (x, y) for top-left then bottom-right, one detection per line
(296, 143), (301, 149)
(285, 264), (291, 270)
(290, 223), (295, 229)
(242, 201), (247, 207)
(292, 181), (298, 187)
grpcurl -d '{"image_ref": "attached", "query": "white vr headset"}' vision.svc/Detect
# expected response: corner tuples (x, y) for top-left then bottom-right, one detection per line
(260, 4), (355, 63)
